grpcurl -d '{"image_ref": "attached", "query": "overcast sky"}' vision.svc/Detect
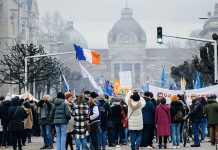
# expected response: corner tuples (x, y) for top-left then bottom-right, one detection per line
(37, 0), (217, 49)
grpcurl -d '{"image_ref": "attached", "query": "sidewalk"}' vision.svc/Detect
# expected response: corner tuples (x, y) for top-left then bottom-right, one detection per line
(2, 136), (215, 150)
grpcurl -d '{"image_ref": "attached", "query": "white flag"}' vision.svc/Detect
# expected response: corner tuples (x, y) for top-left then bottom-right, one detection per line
(79, 62), (103, 95)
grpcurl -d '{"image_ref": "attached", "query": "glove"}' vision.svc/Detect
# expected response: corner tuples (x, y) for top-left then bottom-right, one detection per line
(183, 115), (188, 120)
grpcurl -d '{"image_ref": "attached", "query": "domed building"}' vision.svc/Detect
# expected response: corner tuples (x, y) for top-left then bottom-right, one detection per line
(108, 7), (147, 88)
(65, 21), (88, 49)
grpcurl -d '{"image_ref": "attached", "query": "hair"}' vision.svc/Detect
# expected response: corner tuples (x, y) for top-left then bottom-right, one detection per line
(65, 92), (73, 100)
(149, 92), (154, 98)
(160, 97), (166, 104)
(57, 92), (65, 99)
(144, 91), (150, 97)
(90, 92), (98, 99)
(103, 93), (109, 100)
(84, 91), (91, 95)
(0, 96), (5, 101)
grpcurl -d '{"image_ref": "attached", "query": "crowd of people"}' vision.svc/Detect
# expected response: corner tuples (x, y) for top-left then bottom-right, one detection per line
(0, 90), (218, 150)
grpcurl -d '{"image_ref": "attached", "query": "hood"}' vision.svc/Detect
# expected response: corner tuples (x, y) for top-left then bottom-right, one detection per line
(143, 97), (150, 102)
(54, 98), (65, 106)
(160, 104), (170, 112)
(207, 98), (217, 104)
(11, 97), (19, 106)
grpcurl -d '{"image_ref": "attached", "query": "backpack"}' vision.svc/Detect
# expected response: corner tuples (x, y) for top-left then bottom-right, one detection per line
(174, 110), (183, 121)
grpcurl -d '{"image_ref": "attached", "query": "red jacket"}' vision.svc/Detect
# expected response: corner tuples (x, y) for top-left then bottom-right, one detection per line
(155, 104), (171, 136)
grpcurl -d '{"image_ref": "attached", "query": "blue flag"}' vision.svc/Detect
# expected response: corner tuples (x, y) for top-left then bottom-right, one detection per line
(161, 67), (166, 88)
(60, 70), (70, 92)
(121, 90), (125, 97)
(103, 80), (113, 96)
(195, 70), (201, 89)
(169, 79), (173, 90)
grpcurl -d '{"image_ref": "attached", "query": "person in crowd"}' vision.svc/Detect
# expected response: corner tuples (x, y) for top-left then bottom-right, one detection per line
(155, 97), (171, 149)
(183, 94), (203, 147)
(22, 101), (33, 145)
(149, 92), (157, 108)
(30, 100), (40, 137)
(205, 94), (218, 145)
(88, 92), (101, 150)
(121, 97), (128, 145)
(54, 92), (71, 150)
(170, 95), (183, 149)
(84, 91), (91, 102)
(110, 97), (123, 145)
(141, 91), (155, 148)
(125, 90), (146, 150)
(65, 92), (74, 150)
(37, 95), (55, 149)
(73, 94), (89, 150)
(199, 97), (207, 142)
(8, 96), (26, 150)
(98, 94), (112, 149)
(156, 93), (163, 106)
(0, 95), (10, 148)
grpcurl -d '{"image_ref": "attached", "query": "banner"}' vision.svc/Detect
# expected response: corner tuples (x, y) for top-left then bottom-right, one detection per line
(119, 71), (132, 89)
(149, 85), (218, 105)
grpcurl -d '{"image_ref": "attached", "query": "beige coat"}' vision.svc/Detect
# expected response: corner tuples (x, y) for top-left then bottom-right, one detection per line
(65, 100), (74, 133)
(24, 108), (33, 129)
(125, 91), (146, 130)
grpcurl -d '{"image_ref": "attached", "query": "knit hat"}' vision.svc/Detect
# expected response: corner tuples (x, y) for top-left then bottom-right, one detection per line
(65, 92), (73, 100)
(130, 92), (140, 101)
(57, 92), (65, 99)
(171, 95), (178, 102)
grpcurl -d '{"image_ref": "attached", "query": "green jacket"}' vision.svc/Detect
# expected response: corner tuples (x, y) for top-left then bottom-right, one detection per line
(205, 99), (218, 125)
(53, 98), (71, 125)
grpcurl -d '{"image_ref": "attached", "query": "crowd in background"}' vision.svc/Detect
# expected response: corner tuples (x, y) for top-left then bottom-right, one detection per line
(0, 90), (218, 150)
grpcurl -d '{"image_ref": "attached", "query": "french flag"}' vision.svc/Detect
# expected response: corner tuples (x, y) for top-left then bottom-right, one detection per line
(74, 44), (100, 64)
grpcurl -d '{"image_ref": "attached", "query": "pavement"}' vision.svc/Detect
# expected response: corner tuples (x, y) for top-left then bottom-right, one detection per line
(1, 136), (216, 150)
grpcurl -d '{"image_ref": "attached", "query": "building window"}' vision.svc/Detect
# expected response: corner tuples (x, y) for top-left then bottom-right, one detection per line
(114, 63), (120, 80)
(122, 63), (132, 72)
(135, 63), (140, 86)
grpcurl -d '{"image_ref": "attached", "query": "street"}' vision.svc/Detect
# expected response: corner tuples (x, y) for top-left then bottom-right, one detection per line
(2, 136), (216, 150)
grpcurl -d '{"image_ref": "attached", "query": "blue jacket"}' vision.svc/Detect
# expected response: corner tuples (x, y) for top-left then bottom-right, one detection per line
(142, 97), (155, 124)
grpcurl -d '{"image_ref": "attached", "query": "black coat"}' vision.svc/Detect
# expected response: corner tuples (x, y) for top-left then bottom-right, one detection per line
(188, 99), (203, 123)
(0, 100), (11, 127)
(170, 101), (183, 123)
(111, 101), (122, 123)
(8, 98), (26, 131)
(98, 99), (111, 131)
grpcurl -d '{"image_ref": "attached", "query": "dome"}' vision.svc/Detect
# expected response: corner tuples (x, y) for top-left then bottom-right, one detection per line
(65, 21), (88, 48)
(109, 8), (146, 43)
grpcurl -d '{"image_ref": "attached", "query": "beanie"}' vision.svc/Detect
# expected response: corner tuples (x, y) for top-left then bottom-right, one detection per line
(65, 92), (73, 100)
(171, 95), (178, 102)
(130, 92), (140, 101)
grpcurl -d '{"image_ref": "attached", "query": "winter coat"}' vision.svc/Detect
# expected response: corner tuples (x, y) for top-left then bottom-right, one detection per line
(98, 99), (111, 131)
(37, 100), (55, 125)
(170, 101), (183, 123)
(24, 108), (33, 129)
(0, 100), (11, 127)
(188, 99), (202, 123)
(155, 104), (171, 136)
(53, 98), (71, 125)
(125, 91), (146, 131)
(8, 98), (26, 131)
(111, 101), (122, 123)
(73, 101), (89, 139)
(205, 98), (218, 125)
(142, 97), (155, 124)
(65, 100), (74, 133)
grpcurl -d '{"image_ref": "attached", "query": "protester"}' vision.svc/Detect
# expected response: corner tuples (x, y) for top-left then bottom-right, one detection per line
(88, 92), (101, 150)
(98, 94), (112, 149)
(170, 95), (183, 149)
(155, 97), (171, 149)
(199, 97), (207, 142)
(0, 95), (10, 148)
(205, 94), (218, 145)
(184, 94), (203, 147)
(54, 92), (71, 150)
(37, 95), (55, 149)
(125, 90), (146, 150)
(121, 97), (128, 145)
(73, 94), (89, 150)
(141, 91), (155, 148)
(23, 101), (33, 145)
(8, 96), (26, 150)
(65, 92), (74, 150)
